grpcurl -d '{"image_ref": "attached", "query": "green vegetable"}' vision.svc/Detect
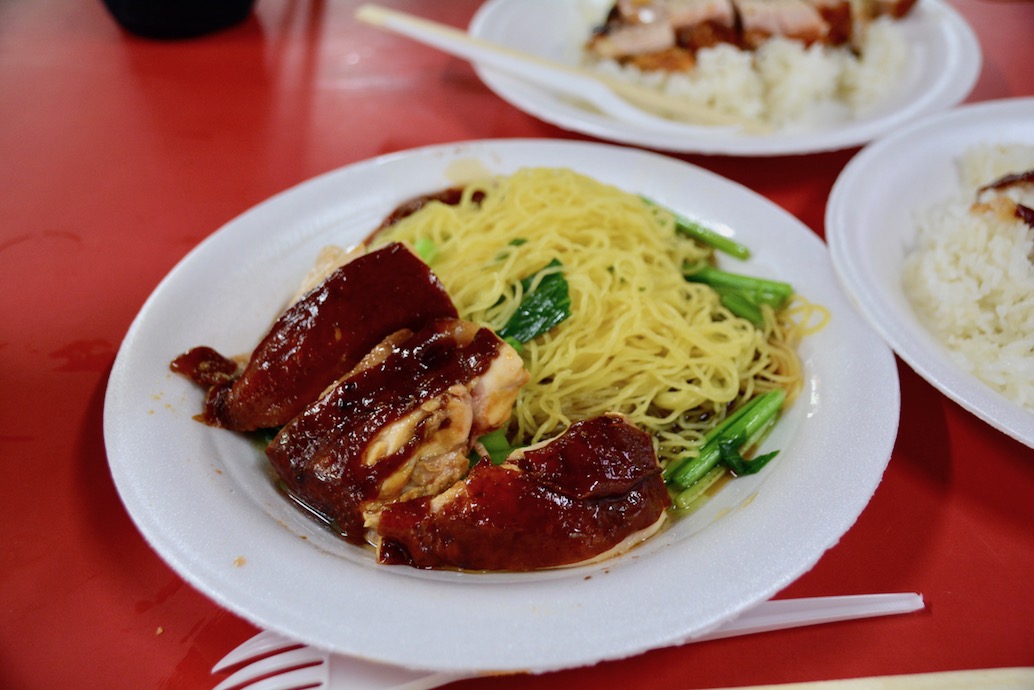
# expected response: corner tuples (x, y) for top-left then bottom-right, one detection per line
(468, 428), (513, 467)
(477, 428), (513, 466)
(503, 336), (523, 353)
(684, 265), (793, 309)
(254, 427), (281, 448)
(717, 440), (779, 476)
(683, 264), (794, 327)
(671, 465), (725, 511)
(413, 237), (437, 264)
(497, 259), (571, 344)
(641, 197), (751, 260)
(713, 286), (765, 328)
(663, 388), (786, 490)
(494, 238), (528, 261)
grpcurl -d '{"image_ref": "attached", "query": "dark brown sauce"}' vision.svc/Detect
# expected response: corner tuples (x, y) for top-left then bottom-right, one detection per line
(170, 346), (238, 387)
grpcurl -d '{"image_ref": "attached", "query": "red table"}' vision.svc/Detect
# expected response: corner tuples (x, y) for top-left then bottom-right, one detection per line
(2, 1), (1032, 688)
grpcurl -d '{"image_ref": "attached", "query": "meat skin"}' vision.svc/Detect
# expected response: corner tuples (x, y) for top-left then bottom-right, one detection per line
(266, 318), (525, 544)
(171, 242), (458, 431)
(376, 414), (671, 571)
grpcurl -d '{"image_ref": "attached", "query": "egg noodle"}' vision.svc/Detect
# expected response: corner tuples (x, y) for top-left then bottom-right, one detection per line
(371, 167), (824, 466)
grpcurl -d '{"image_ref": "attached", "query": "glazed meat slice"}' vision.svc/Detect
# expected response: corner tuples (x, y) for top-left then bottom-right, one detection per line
(375, 414), (671, 571)
(586, 0), (916, 65)
(589, 0), (678, 60)
(858, 0), (917, 19)
(974, 169), (1034, 229)
(588, 0), (737, 66)
(802, 0), (853, 45)
(734, 0), (829, 49)
(267, 318), (528, 544)
(171, 242), (458, 431)
(668, 0), (738, 51)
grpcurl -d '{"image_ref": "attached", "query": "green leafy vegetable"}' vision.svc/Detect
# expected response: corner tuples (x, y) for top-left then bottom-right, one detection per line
(713, 286), (765, 327)
(670, 465), (725, 511)
(663, 388), (786, 491)
(476, 428), (513, 466)
(413, 237), (437, 264)
(684, 264), (793, 327)
(684, 265), (793, 308)
(717, 440), (779, 476)
(642, 197), (751, 260)
(502, 336), (523, 353)
(497, 259), (571, 344)
(254, 427), (281, 447)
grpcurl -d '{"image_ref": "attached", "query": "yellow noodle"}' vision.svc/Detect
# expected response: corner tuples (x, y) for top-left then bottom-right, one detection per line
(372, 168), (810, 465)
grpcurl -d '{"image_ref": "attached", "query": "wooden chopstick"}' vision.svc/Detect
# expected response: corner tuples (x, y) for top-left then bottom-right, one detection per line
(355, 4), (769, 133)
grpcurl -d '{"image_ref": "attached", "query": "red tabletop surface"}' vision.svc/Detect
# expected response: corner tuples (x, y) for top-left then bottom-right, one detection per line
(2, 1), (1032, 688)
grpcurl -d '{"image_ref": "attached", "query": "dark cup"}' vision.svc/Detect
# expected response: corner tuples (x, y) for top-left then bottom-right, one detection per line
(102, 0), (256, 39)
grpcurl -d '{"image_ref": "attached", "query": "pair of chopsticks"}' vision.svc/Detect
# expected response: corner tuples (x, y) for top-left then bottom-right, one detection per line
(354, 3), (769, 134)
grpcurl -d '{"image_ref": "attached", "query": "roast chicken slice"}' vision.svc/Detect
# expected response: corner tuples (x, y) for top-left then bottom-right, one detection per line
(170, 242), (457, 431)
(375, 413), (671, 571)
(266, 318), (528, 544)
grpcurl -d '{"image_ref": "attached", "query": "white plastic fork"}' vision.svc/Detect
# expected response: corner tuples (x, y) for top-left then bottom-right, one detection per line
(212, 593), (924, 690)
(212, 633), (466, 690)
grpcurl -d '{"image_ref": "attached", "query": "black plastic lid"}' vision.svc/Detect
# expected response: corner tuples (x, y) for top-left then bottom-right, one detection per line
(102, 0), (256, 39)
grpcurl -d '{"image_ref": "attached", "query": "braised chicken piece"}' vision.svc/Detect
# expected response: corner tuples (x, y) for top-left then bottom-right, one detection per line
(376, 414), (670, 571)
(266, 318), (528, 544)
(170, 242), (458, 431)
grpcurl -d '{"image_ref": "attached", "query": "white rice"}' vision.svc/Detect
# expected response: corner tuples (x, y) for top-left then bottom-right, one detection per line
(586, 17), (908, 130)
(901, 145), (1034, 412)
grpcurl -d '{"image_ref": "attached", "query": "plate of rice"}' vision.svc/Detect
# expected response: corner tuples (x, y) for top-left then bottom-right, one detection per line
(827, 97), (1034, 448)
(468, 0), (980, 156)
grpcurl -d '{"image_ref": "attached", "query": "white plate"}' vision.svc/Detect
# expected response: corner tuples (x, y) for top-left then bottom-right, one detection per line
(104, 139), (899, 673)
(827, 97), (1034, 449)
(468, 0), (980, 156)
